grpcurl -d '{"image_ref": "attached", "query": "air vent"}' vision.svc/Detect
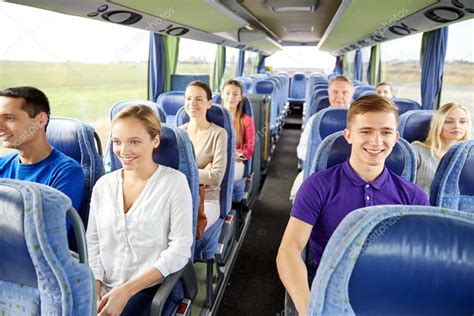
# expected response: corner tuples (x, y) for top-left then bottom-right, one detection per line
(265, 0), (318, 13)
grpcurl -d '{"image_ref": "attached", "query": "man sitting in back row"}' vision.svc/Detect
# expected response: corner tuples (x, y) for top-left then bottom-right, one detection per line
(0, 86), (84, 228)
(277, 94), (428, 316)
(290, 75), (354, 201)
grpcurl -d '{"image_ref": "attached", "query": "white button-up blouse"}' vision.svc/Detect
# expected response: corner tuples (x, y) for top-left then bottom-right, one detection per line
(86, 165), (193, 292)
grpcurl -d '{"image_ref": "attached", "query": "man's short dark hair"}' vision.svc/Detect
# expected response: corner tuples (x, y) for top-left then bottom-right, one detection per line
(0, 86), (50, 119)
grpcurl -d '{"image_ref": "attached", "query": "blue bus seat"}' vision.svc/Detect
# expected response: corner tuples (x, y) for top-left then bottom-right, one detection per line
(314, 95), (331, 113)
(398, 110), (435, 143)
(308, 205), (474, 315)
(430, 140), (474, 212)
(303, 108), (348, 178)
(46, 117), (105, 238)
(353, 86), (375, 99)
(176, 104), (237, 309)
(109, 99), (166, 123)
(393, 98), (422, 114)
(309, 131), (416, 182)
(255, 80), (279, 136)
(0, 179), (94, 315)
(288, 72), (306, 105)
(157, 91), (185, 125)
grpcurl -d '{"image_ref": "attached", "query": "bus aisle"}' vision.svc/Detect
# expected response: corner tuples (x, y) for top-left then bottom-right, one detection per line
(218, 112), (302, 314)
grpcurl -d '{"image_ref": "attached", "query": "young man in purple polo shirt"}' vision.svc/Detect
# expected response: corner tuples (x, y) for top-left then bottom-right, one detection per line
(277, 94), (428, 315)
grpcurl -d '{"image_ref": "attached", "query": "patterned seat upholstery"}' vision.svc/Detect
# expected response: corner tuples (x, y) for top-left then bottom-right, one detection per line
(308, 205), (474, 315)
(0, 179), (94, 315)
(430, 140), (474, 212)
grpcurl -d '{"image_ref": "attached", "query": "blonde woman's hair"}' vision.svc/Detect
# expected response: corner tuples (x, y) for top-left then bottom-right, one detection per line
(112, 104), (161, 152)
(424, 102), (472, 155)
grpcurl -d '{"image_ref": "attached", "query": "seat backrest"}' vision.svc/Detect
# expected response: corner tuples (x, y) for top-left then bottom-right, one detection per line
(430, 140), (474, 212)
(393, 98), (422, 114)
(46, 117), (105, 227)
(398, 110), (435, 143)
(303, 108), (348, 177)
(109, 100), (166, 123)
(308, 205), (474, 315)
(255, 80), (279, 133)
(176, 105), (235, 218)
(290, 72), (306, 99)
(309, 131), (416, 182)
(212, 95), (254, 119)
(156, 91), (185, 124)
(314, 96), (331, 113)
(0, 179), (94, 315)
(354, 86), (375, 99)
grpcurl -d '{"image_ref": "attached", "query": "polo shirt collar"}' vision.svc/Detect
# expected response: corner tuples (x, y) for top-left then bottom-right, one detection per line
(342, 160), (388, 190)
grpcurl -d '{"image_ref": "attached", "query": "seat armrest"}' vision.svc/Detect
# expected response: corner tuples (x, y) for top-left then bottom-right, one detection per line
(215, 209), (237, 266)
(150, 260), (197, 315)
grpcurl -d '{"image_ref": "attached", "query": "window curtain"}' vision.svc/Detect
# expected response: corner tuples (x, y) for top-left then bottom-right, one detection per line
(163, 35), (180, 92)
(148, 33), (165, 101)
(420, 27), (448, 110)
(353, 49), (362, 81)
(237, 49), (245, 77)
(332, 55), (343, 75)
(257, 55), (266, 73)
(366, 44), (381, 85)
(213, 45), (226, 92)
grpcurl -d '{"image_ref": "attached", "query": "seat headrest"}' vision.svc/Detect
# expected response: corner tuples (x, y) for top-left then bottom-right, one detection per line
(393, 98), (422, 114)
(255, 80), (274, 94)
(109, 100), (166, 123)
(398, 110), (435, 143)
(156, 91), (185, 115)
(176, 104), (227, 128)
(46, 117), (84, 163)
(311, 131), (415, 182)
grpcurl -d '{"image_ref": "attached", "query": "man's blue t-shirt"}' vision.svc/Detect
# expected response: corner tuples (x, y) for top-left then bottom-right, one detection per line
(0, 148), (85, 222)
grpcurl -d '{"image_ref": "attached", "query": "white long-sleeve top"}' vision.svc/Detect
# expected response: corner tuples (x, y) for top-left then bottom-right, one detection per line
(86, 165), (193, 292)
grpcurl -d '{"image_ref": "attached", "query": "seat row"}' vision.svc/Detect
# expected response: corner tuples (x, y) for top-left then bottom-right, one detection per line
(0, 99), (255, 314)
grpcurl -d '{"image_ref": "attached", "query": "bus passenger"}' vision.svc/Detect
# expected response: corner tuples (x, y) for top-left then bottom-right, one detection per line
(277, 95), (428, 316)
(221, 79), (255, 181)
(0, 86), (84, 223)
(411, 102), (471, 196)
(87, 105), (193, 315)
(180, 81), (228, 233)
(290, 76), (354, 201)
(375, 82), (393, 98)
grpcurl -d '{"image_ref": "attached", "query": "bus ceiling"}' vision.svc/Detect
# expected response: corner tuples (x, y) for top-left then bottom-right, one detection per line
(5, 0), (474, 56)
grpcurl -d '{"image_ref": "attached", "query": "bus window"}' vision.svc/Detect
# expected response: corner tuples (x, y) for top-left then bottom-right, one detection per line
(175, 38), (216, 83)
(222, 47), (239, 81)
(0, 3), (149, 148)
(243, 51), (259, 76)
(440, 19), (474, 126)
(381, 33), (423, 103)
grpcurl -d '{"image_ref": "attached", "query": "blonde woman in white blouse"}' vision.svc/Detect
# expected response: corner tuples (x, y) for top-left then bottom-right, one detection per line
(412, 102), (472, 195)
(87, 105), (193, 316)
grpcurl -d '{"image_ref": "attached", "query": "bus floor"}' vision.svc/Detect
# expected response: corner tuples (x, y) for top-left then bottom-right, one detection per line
(217, 112), (302, 315)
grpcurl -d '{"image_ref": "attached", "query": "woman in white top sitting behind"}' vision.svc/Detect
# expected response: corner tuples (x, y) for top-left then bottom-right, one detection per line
(180, 81), (228, 233)
(412, 102), (471, 196)
(87, 105), (193, 316)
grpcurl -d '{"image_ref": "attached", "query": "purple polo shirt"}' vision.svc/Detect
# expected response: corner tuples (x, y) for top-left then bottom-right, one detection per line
(291, 160), (428, 273)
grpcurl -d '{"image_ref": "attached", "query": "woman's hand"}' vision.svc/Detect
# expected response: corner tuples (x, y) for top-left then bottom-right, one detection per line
(236, 153), (247, 163)
(204, 162), (213, 170)
(95, 280), (102, 311)
(97, 284), (132, 316)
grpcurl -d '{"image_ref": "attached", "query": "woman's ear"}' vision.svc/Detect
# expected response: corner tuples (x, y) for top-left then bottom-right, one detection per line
(153, 135), (160, 149)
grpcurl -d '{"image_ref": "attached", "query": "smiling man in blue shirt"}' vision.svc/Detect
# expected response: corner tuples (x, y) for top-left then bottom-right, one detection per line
(0, 87), (84, 228)
(277, 94), (428, 316)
